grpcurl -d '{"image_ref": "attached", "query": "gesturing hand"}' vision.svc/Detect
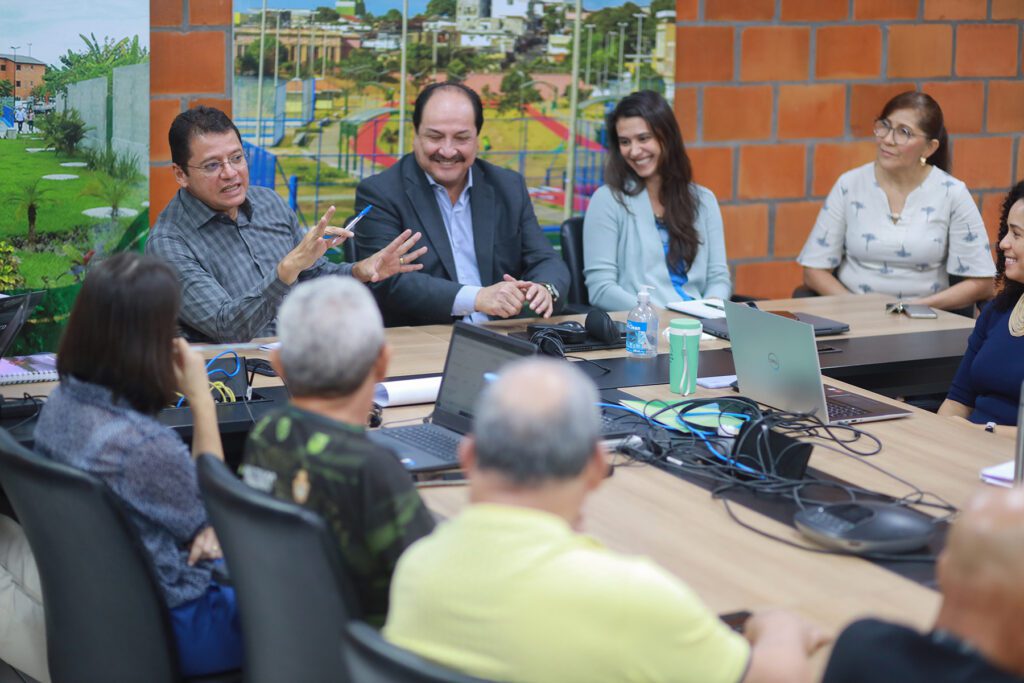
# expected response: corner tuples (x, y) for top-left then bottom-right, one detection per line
(502, 274), (554, 318)
(352, 230), (427, 283)
(187, 526), (223, 566)
(277, 205), (353, 285)
(475, 280), (527, 318)
(172, 338), (211, 404)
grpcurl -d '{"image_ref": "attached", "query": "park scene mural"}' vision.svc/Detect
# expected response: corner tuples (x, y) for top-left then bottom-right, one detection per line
(0, 0), (149, 352)
(232, 0), (673, 232)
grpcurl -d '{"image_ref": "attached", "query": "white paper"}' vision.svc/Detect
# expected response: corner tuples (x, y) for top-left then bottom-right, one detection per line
(666, 298), (726, 320)
(259, 341), (282, 351)
(374, 376), (442, 407)
(697, 374), (738, 389)
(980, 459), (1015, 488)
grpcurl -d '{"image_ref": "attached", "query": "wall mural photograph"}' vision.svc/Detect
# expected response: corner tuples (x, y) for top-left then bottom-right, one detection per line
(0, 0), (149, 353)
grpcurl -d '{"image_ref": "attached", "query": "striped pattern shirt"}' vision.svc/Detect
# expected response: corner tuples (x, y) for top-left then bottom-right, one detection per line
(147, 186), (352, 342)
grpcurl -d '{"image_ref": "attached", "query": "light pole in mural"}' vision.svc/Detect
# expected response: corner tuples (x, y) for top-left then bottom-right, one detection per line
(254, 0), (268, 147)
(398, 0), (408, 156)
(563, 0), (583, 221)
(616, 23), (626, 94)
(8, 46), (19, 99)
(584, 23), (594, 86)
(518, 80), (558, 178)
(633, 12), (645, 91)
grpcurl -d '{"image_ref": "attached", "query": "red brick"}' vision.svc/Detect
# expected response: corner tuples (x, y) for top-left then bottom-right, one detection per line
(689, 146), (734, 201)
(734, 261), (804, 299)
(956, 24), (1019, 77)
(1018, 138), (1024, 184)
(985, 81), (1024, 134)
(888, 25), (953, 78)
(992, 0), (1024, 19)
(673, 87), (698, 143)
(815, 25), (882, 80)
(741, 27), (810, 82)
(706, 0), (775, 20)
(781, 0), (848, 21)
(151, 0), (183, 27)
(812, 142), (877, 196)
(151, 32), (226, 94)
(677, 0), (699, 21)
(189, 97), (233, 118)
(775, 201), (823, 257)
(738, 144), (806, 199)
(924, 0), (989, 18)
(677, 27), (734, 83)
(721, 204), (770, 259)
(953, 137), (1014, 190)
(850, 83), (913, 137)
(189, 0), (232, 26)
(150, 99), (182, 163)
(778, 85), (846, 140)
(703, 86), (773, 142)
(149, 166), (180, 226)
(921, 81), (984, 134)
(854, 0), (918, 19)
(982, 193), (1006, 250)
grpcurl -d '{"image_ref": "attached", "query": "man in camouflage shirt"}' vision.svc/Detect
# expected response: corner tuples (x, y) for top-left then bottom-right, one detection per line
(241, 276), (435, 625)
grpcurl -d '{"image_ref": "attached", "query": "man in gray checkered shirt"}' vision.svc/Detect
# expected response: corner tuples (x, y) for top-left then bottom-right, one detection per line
(147, 106), (427, 342)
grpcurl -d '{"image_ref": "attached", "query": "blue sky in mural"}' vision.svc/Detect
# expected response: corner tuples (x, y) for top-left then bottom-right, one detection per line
(235, 0), (642, 13)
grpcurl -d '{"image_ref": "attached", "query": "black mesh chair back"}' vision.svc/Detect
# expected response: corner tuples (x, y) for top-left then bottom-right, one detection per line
(345, 622), (495, 683)
(196, 453), (361, 683)
(559, 216), (589, 307)
(0, 428), (187, 683)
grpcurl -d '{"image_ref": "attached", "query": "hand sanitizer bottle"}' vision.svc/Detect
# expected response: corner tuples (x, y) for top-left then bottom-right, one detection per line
(626, 285), (658, 359)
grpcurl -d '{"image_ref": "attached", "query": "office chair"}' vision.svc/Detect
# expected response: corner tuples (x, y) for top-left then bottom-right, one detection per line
(345, 622), (496, 683)
(0, 429), (240, 683)
(196, 453), (362, 683)
(559, 216), (591, 310)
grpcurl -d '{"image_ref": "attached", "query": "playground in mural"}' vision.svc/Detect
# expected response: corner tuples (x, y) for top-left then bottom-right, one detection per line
(232, 0), (673, 231)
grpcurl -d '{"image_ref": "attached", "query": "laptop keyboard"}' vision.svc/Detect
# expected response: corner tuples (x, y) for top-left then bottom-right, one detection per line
(385, 425), (461, 462)
(826, 400), (870, 422)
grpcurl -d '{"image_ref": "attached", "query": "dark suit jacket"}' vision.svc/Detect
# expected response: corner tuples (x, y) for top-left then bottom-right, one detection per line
(354, 154), (570, 326)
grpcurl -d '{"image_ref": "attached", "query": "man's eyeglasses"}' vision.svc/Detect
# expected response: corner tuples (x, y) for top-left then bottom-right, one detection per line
(188, 152), (247, 176)
(873, 119), (926, 146)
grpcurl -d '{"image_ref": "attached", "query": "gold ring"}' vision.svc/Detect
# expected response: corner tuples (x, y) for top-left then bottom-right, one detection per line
(399, 257), (405, 266)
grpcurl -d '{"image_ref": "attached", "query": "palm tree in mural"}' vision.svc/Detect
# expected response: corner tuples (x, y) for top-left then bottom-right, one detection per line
(7, 179), (52, 246)
(82, 175), (132, 221)
(380, 127), (399, 155)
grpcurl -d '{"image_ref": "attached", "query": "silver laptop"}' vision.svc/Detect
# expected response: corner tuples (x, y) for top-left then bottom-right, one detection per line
(368, 322), (538, 473)
(724, 301), (910, 425)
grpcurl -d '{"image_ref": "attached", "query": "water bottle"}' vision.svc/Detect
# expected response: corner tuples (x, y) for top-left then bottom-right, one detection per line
(626, 286), (658, 359)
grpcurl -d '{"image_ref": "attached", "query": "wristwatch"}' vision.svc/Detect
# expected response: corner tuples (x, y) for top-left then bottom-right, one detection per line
(985, 421), (997, 433)
(541, 282), (560, 303)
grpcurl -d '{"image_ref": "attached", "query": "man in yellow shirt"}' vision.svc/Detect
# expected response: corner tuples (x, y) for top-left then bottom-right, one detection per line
(385, 358), (826, 683)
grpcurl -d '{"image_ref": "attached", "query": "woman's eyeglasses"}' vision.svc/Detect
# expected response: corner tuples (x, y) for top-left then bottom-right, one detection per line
(872, 119), (926, 146)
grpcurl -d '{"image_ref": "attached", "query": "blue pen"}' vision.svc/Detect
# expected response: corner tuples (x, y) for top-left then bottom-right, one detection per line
(323, 204), (372, 239)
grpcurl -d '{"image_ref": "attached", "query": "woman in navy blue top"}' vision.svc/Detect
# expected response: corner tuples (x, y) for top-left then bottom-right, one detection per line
(941, 181), (1024, 434)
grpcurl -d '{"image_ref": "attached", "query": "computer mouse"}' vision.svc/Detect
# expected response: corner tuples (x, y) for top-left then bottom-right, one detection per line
(794, 501), (936, 554)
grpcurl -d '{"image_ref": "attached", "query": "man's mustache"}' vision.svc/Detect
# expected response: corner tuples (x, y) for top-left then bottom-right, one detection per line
(430, 152), (466, 163)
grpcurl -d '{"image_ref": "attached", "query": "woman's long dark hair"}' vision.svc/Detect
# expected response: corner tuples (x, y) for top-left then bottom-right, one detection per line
(879, 91), (950, 173)
(993, 181), (1024, 311)
(605, 90), (700, 268)
(57, 252), (182, 414)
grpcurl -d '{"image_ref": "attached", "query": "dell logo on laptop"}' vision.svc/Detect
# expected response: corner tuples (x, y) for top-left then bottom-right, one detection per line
(768, 352), (780, 372)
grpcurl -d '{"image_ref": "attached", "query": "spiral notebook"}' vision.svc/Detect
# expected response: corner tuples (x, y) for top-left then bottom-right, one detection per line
(0, 292), (56, 385)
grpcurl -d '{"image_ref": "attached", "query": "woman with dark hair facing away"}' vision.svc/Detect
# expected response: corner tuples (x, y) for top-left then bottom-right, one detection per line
(583, 90), (730, 310)
(33, 253), (242, 676)
(939, 181), (1024, 435)
(798, 91), (994, 310)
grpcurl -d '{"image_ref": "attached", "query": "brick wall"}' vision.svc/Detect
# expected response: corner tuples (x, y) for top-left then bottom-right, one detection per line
(149, 0), (234, 226)
(674, 0), (1024, 298)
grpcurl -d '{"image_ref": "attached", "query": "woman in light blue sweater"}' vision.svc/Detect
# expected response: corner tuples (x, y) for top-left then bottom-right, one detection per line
(583, 90), (731, 311)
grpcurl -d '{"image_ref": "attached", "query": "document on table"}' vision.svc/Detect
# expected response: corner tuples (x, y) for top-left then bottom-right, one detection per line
(980, 460), (1015, 488)
(666, 298), (726, 319)
(374, 376), (442, 407)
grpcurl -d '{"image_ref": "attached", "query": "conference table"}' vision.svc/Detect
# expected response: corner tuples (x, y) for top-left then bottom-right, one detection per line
(373, 294), (1002, 675)
(2, 293), (999, 676)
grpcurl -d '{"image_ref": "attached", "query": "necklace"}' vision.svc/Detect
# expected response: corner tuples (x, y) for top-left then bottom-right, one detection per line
(1009, 293), (1024, 337)
(888, 212), (901, 224)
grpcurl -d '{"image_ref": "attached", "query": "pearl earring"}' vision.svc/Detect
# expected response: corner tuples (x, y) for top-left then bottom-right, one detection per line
(919, 156), (927, 167)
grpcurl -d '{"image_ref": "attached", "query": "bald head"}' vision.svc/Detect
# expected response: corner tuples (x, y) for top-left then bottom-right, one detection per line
(471, 359), (600, 485)
(940, 488), (1024, 590)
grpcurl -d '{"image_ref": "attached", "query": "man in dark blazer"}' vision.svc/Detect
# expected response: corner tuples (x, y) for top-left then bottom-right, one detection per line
(355, 82), (570, 327)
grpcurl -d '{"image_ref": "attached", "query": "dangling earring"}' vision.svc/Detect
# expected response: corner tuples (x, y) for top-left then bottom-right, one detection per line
(919, 156), (927, 167)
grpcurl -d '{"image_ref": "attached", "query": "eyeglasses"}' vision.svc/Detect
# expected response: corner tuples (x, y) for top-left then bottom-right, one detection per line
(188, 152), (247, 176)
(873, 119), (926, 146)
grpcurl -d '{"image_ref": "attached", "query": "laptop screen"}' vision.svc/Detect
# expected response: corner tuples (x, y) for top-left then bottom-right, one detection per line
(432, 323), (537, 434)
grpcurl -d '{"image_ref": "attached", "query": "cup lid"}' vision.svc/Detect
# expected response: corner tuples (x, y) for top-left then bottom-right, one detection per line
(669, 318), (702, 330)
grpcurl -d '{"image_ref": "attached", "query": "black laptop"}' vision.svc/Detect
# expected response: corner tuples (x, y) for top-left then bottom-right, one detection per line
(701, 309), (849, 339)
(368, 322), (538, 473)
